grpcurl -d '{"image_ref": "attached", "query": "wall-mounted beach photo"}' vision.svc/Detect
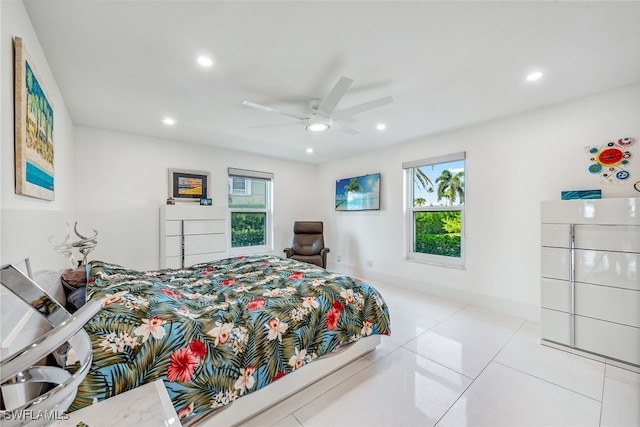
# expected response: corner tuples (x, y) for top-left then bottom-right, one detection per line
(335, 173), (381, 211)
(14, 36), (55, 200)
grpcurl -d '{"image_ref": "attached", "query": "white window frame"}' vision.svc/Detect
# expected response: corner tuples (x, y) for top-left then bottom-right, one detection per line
(227, 168), (274, 255)
(403, 152), (465, 269)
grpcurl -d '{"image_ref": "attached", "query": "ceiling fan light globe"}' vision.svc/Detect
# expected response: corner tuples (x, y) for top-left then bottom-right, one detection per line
(304, 115), (332, 132)
(306, 123), (330, 132)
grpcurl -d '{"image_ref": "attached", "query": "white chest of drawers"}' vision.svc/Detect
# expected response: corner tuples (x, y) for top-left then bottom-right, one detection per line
(540, 197), (640, 367)
(160, 205), (228, 268)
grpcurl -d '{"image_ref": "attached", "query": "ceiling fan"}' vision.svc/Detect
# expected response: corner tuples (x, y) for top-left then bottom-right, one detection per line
(242, 76), (393, 134)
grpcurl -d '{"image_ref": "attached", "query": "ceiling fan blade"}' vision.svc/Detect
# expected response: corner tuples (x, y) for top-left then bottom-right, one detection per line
(317, 76), (353, 116)
(332, 96), (394, 120)
(249, 122), (300, 129)
(242, 101), (305, 120)
(332, 123), (361, 134)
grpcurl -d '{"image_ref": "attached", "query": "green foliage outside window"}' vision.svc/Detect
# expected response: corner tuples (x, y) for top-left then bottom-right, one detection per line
(231, 212), (266, 247)
(414, 211), (461, 257)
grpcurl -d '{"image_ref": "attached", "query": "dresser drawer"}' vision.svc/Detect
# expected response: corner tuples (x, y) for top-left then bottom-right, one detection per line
(185, 252), (227, 266)
(574, 249), (640, 291)
(541, 247), (570, 280)
(165, 236), (182, 257)
(165, 220), (182, 236)
(575, 283), (640, 327)
(574, 225), (640, 252)
(184, 234), (227, 255)
(541, 278), (571, 312)
(575, 316), (639, 365)
(541, 224), (571, 248)
(164, 256), (182, 269)
(541, 198), (640, 225)
(184, 219), (226, 235)
(164, 205), (227, 220)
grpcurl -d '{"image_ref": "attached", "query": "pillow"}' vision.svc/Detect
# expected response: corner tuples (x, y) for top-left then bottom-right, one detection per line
(66, 286), (87, 312)
(61, 266), (87, 292)
(61, 266), (88, 312)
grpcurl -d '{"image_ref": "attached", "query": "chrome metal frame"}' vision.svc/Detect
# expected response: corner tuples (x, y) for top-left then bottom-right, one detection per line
(1, 264), (100, 426)
(569, 223), (576, 347)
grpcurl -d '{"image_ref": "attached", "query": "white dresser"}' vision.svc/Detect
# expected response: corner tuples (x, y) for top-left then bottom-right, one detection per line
(540, 197), (640, 367)
(160, 205), (228, 268)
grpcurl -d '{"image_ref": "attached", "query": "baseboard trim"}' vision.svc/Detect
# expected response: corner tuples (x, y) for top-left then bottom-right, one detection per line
(541, 339), (640, 373)
(327, 261), (540, 322)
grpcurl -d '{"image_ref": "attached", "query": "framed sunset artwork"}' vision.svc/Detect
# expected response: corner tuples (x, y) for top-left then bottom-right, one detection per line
(169, 169), (210, 201)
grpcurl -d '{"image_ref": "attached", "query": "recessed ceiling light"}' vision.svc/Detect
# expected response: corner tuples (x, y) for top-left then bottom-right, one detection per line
(526, 71), (543, 82)
(162, 117), (175, 125)
(306, 148), (313, 154)
(197, 56), (213, 67)
(376, 123), (386, 130)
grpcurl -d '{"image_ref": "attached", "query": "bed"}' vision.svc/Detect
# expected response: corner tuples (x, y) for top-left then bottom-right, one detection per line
(67, 254), (391, 424)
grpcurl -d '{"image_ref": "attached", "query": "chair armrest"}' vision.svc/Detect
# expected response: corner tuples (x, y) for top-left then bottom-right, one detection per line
(320, 248), (330, 268)
(283, 248), (295, 258)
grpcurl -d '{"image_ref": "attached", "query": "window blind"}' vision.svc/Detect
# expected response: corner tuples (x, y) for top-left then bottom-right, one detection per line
(402, 152), (465, 170)
(227, 168), (274, 180)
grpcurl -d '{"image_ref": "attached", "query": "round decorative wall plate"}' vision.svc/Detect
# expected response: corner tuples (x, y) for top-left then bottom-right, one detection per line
(585, 137), (635, 183)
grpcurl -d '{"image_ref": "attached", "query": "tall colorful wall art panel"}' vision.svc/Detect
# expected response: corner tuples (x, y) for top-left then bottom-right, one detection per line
(586, 137), (635, 184)
(14, 36), (55, 200)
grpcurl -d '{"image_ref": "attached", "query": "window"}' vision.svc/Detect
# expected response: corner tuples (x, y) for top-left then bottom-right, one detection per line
(230, 177), (252, 196)
(228, 168), (273, 252)
(403, 152), (465, 267)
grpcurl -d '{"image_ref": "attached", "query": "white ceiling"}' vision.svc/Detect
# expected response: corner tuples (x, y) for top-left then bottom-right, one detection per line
(23, 0), (640, 164)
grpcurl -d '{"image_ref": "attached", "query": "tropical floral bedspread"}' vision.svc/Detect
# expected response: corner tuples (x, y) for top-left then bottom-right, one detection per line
(68, 255), (390, 421)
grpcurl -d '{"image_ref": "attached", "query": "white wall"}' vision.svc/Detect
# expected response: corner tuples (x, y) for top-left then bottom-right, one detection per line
(3, 0), (638, 327)
(0, 0), (3, 266)
(319, 85), (640, 321)
(73, 127), (319, 270)
(0, 0), (76, 271)
(0, 0), (77, 353)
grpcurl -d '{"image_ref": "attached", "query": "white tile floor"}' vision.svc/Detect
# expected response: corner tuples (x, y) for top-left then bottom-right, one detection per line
(239, 282), (640, 427)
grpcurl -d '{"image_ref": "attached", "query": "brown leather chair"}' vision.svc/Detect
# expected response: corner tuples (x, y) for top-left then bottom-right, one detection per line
(284, 221), (330, 268)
